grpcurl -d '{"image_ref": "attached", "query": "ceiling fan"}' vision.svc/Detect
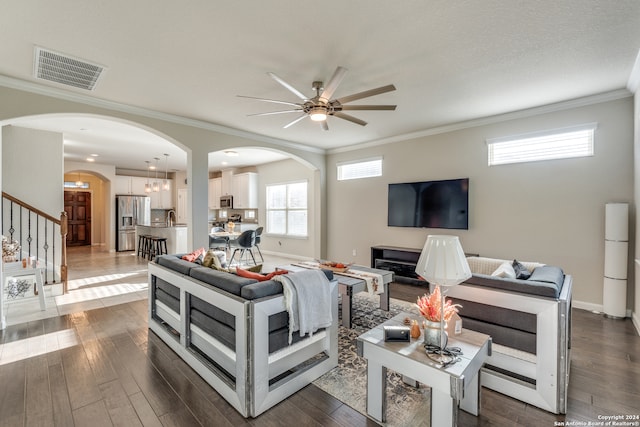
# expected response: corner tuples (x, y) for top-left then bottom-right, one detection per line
(238, 66), (396, 130)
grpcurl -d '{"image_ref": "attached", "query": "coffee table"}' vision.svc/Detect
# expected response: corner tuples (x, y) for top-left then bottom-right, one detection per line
(279, 264), (393, 328)
(357, 312), (491, 426)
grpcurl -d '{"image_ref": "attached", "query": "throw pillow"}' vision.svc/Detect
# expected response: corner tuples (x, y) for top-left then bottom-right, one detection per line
(202, 250), (228, 268)
(512, 259), (532, 280)
(492, 261), (516, 279)
(202, 250), (217, 268)
(182, 247), (205, 263)
(236, 267), (289, 282)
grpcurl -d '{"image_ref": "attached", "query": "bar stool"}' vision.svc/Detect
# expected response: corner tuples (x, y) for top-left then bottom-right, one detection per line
(137, 234), (148, 257)
(154, 237), (168, 259)
(143, 235), (154, 260)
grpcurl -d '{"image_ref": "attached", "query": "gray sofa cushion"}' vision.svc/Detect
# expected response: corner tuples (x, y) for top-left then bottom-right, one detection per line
(154, 278), (180, 313)
(464, 266), (564, 298)
(241, 280), (283, 299)
(528, 266), (564, 291)
(240, 269), (334, 300)
(189, 267), (257, 296)
(156, 255), (197, 275)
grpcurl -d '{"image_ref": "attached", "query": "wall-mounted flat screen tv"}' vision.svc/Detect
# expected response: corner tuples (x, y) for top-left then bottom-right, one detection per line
(387, 178), (469, 229)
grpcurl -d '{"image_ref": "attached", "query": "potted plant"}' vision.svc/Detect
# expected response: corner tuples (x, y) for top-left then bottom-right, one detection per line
(416, 285), (461, 347)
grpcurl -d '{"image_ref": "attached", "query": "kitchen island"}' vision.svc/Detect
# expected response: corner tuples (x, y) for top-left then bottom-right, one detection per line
(135, 225), (188, 255)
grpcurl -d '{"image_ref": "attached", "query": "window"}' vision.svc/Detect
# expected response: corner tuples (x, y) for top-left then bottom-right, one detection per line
(487, 123), (596, 166)
(337, 157), (382, 181)
(266, 181), (307, 237)
(63, 181), (89, 189)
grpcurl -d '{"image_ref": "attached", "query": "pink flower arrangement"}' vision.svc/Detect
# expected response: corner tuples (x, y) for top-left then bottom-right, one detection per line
(416, 285), (461, 322)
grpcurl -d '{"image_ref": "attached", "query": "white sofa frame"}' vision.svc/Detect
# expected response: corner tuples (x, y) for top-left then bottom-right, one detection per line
(446, 275), (572, 414)
(147, 262), (339, 417)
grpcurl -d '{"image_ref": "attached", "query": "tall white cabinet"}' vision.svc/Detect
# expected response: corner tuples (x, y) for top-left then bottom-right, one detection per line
(232, 172), (258, 209)
(603, 202), (628, 318)
(208, 178), (222, 209)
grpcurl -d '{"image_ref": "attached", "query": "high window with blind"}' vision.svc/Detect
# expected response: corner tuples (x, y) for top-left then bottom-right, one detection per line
(337, 157), (383, 181)
(487, 123), (596, 166)
(266, 181), (308, 237)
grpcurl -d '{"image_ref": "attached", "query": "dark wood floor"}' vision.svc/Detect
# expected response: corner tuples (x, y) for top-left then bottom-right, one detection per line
(1, 271), (639, 426)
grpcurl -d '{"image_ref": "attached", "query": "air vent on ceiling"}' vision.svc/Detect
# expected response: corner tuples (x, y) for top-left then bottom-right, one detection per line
(34, 47), (106, 91)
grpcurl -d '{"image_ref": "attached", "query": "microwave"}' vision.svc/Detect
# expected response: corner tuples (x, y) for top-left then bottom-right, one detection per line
(220, 195), (233, 208)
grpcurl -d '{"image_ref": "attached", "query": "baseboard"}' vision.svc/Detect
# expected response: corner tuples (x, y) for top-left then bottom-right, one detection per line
(260, 250), (312, 262)
(632, 312), (640, 336)
(573, 299), (634, 320)
(572, 300), (602, 313)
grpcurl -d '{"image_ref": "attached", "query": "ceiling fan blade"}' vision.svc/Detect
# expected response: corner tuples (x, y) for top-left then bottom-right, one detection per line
(333, 112), (367, 126)
(319, 66), (348, 103)
(321, 121), (329, 131)
(248, 109), (304, 117)
(335, 84), (396, 104)
(267, 72), (308, 101)
(283, 114), (308, 129)
(340, 105), (397, 111)
(237, 95), (302, 107)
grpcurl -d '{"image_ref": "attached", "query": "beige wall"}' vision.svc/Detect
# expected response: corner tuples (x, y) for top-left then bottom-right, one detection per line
(256, 158), (318, 259)
(327, 97), (634, 310)
(0, 84), (328, 255)
(2, 126), (63, 216)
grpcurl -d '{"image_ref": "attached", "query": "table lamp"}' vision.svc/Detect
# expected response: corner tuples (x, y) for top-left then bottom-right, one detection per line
(415, 235), (471, 365)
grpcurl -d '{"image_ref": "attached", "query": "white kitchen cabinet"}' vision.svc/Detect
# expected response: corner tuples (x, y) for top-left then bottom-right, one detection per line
(221, 170), (233, 196)
(130, 176), (149, 195)
(232, 172), (258, 209)
(114, 176), (133, 194)
(208, 178), (222, 209)
(115, 176), (173, 208)
(148, 179), (174, 208)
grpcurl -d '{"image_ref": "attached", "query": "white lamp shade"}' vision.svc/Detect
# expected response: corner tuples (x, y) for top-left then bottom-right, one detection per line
(415, 235), (471, 286)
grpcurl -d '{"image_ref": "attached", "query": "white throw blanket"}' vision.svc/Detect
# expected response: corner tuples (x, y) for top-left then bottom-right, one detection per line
(274, 269), (333, 344)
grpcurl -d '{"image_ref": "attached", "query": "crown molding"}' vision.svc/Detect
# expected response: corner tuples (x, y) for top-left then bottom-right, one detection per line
(328, 89), (633, 154)
(0, 74), (326, 155)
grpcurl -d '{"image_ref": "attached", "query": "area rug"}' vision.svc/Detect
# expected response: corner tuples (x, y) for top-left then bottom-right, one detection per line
(312, 293), (432, 426)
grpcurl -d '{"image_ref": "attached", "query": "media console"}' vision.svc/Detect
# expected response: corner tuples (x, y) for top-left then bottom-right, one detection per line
(371, 245), (480, 285)
(370, 245), (424, 285)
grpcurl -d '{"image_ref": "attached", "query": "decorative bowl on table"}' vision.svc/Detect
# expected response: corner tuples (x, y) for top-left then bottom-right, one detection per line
(318, 260), (352, 273)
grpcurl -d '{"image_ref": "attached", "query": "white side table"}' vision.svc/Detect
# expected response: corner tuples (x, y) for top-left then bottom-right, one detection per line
(3, 261), (46, 310)
(357, 312), (491, 426)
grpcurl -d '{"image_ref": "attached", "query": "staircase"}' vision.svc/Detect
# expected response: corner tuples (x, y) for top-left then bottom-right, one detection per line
(2, 192), (68, 293)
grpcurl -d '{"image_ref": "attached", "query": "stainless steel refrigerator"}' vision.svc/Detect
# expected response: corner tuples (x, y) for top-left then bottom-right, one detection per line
(116, 195), (150, 251)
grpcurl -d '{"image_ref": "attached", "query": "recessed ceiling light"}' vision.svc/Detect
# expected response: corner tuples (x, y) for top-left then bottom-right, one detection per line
(86, 157), (95, 162)
(90, 153), (99, 157)
(221, 161), (228, 166)
(224, 150), (239, 157)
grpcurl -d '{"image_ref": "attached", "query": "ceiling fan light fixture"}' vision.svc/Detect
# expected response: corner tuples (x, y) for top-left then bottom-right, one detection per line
(309, 106), (327, 122)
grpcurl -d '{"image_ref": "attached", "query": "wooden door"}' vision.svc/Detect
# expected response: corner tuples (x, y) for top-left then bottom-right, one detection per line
(64, 191), (92, 246)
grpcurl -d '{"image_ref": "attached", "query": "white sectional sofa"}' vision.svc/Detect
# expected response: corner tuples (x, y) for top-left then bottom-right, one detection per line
(445, 256), (572, 414)
(148, 254), (339, 417)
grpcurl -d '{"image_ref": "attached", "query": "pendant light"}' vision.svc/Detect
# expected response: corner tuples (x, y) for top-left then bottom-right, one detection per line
(144, 161), (151, 193)
(162, 153), (170, 191)
(152, 157), (160, 192)
(75, 172), (83, 187)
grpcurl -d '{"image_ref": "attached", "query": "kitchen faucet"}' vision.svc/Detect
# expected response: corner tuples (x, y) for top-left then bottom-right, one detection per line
(166, 210), (176, 227)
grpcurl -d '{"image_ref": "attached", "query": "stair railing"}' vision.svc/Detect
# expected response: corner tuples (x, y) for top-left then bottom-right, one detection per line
(2, 192), (68, 293)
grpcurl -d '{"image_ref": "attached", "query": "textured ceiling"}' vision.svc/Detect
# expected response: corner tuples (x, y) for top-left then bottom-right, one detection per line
(1, 0), (639, 170)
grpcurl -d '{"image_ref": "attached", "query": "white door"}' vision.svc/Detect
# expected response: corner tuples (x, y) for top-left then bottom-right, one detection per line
(177, 188), (188, 224)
